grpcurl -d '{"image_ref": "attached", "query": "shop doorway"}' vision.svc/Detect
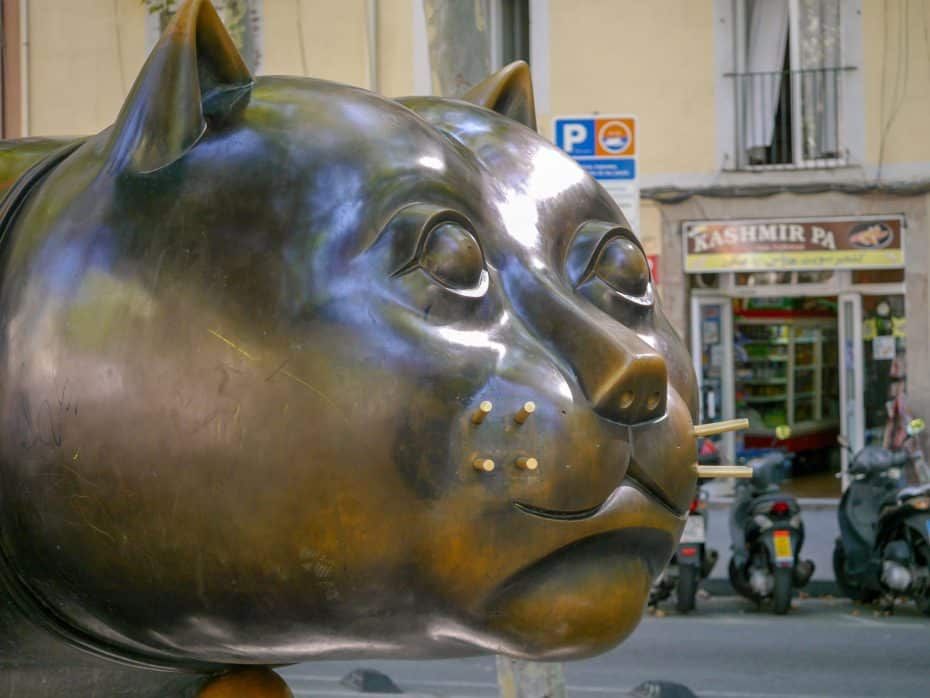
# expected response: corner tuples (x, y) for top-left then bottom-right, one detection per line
(691, 281), (907, 498)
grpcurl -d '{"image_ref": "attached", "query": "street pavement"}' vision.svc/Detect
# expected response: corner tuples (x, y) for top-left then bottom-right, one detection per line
(279, 596), (930, 697)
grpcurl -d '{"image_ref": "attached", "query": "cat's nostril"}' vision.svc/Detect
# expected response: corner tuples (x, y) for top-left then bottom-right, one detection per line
(590, 354), (668, 425)
(646, 392), (662, 411)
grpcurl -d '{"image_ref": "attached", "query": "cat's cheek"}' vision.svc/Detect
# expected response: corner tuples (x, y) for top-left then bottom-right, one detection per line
(386, 270), (495, 326)
(575, 277), (655, 330)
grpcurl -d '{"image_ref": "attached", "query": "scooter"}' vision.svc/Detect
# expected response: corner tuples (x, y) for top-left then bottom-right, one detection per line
(833, 419), (930, 614)
(727, 430), (815, 614)
(649, 439), (719, 613)
(649, 484), (718, 613)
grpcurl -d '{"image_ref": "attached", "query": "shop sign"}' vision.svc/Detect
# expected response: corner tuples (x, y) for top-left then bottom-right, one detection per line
(683, 216), (904, 273)
(554, 115), (639, 233)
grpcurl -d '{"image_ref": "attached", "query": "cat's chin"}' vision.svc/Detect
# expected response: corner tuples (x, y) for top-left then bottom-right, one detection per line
(476, 526), (670, 659)
(457, 479), (680, 659)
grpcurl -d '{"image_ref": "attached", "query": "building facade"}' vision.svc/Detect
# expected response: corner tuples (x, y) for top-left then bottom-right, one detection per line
(3, 0), (927, 493)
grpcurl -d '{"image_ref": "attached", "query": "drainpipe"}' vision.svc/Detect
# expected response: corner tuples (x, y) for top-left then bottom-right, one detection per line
(19, 0), (28, 136)
(367, 0), (378, 93)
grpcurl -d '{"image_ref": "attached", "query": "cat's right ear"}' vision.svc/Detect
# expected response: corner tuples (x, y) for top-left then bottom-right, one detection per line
(463, 61), (537, 131)
(104, 0), (253, 174)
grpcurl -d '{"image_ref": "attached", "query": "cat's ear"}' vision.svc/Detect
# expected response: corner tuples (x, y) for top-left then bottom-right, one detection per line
(105, 0), (253, 174)
(463, 61), (536, 131)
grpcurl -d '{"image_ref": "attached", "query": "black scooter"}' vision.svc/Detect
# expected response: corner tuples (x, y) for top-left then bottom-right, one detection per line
(833, 421), (930, 614)
(728, 436), (815, 614)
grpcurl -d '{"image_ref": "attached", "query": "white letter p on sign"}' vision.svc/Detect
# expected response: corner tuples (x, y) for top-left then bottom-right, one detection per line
(563, 124), (587, 153)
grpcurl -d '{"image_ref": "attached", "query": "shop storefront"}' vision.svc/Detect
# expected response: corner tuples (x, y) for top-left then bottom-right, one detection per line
(661, 204), (918, 498)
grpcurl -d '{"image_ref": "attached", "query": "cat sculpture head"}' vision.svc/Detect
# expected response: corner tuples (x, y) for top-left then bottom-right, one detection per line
(0, 0), (698, 670)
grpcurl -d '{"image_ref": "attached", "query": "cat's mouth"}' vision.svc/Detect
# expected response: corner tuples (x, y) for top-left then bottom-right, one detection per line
(512, 463), (686, 521)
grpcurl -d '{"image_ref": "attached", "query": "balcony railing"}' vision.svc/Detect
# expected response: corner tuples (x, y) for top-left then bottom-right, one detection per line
(728, 67), (855, 171)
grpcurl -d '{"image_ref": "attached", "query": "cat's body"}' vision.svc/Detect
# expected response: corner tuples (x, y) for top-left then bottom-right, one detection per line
(0, 1), (697, 695)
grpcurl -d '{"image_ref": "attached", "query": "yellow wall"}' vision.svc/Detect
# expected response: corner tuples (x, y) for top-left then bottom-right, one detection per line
(26, 0), (415, 138)
(22, 0), (930, 176)
(263, 0), (370, 85)
(375, 0), (415, 97)
(862, 0), (930, 167)
(262, 0), (414, 96)
(545, 0), (718, 177)
(27, 0), (146, 137)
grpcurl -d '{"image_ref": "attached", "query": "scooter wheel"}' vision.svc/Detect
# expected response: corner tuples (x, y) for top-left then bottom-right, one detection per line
(916, 594), (930, 616)
(833, 539), (878, 603)
(676, 565), (697, 613)
(728, 557), (754, 599)
(773, 567), (792, 615)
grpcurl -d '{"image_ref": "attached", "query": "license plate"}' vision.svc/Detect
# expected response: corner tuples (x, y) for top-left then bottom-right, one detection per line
(773, 529), (793, 564)
(681, 514), (705, 543)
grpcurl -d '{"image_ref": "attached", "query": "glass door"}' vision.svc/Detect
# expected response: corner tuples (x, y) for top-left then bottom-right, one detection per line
(691, 296), (735, 462)
(861, 294), (908, 449)
(837, 293), (863, 489)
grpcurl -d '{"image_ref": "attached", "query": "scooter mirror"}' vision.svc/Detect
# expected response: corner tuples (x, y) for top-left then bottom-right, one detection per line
(775, 425), (792, 441)
(907, 418), (926, 436)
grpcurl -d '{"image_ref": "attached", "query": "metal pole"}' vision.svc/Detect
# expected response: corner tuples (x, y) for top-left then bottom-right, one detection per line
(496, 656), (566, 698)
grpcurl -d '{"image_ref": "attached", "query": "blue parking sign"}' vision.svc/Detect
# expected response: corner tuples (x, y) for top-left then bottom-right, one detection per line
(554, 118), (596, 156)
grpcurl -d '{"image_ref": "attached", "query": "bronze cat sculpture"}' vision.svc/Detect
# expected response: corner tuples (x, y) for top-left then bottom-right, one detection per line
(0, 1), (700, 695)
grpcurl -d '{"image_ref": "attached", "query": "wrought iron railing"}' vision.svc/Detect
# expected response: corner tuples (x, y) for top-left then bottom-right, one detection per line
(728, 67), (855, 170)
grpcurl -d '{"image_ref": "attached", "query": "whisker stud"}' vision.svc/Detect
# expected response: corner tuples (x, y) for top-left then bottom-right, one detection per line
(471, 401), (493, 425)
(514, 401), (536, 425)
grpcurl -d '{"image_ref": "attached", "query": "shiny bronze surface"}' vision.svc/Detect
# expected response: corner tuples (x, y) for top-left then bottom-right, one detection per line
(0, 0), (698, 694)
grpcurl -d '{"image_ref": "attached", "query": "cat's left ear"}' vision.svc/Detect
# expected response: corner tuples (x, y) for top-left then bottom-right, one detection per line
(463, 61), (537, 131)
(105, 0), (253, 174)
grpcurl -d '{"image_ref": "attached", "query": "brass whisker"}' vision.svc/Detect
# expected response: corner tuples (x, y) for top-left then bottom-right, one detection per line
(694, 464), (752, 478)
(692, 418), (749, 438)
(473, 458), (495, 472)
(514, 401), (536, 425)
(471, 401), (493, 425)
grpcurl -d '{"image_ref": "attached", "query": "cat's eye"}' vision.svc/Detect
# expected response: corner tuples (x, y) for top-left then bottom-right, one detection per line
(419, 222), (485, 291)
(381, 205), (489, 297)
(565, 220), (652, 306)
(594, 236), (649, 296)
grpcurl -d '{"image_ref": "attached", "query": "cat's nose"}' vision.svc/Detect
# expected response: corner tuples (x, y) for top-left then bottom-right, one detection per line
(583, 349), (667, 424)
(510, 279), (667, 424)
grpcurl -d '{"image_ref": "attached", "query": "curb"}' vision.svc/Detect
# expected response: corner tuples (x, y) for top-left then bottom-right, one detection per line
(707, 497), (838, 511)
(703, 578), (839, 597)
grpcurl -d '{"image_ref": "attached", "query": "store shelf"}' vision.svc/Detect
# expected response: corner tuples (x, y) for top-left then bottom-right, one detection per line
(734, 314), (839, 439)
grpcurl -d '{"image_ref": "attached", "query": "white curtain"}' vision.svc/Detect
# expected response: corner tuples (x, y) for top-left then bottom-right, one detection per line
(744, 0), (790, 152)
(797, 0), (842, 159)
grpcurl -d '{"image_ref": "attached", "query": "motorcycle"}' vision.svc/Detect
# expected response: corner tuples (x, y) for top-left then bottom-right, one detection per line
(649, 439), (719, 613)
(833, 419), (930, 614)
(727, 428), (815, 614)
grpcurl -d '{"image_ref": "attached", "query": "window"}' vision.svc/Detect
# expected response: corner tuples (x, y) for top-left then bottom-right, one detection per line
(491, 0), (530, 68)
(731, 0), (850, 169)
